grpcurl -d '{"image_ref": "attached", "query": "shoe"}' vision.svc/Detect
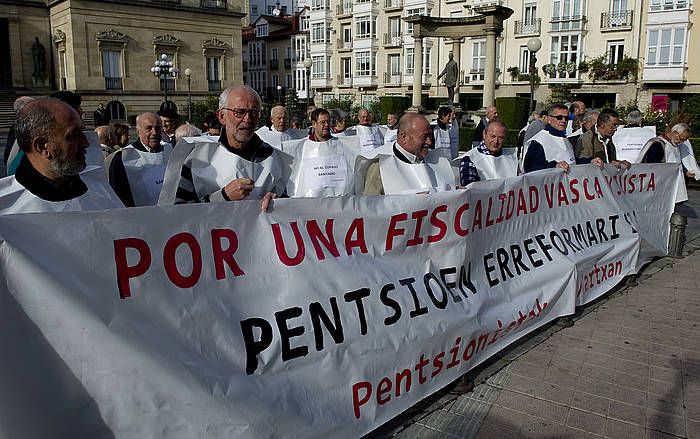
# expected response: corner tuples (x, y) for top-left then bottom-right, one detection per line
(448, 375), (474, 395)
(556, 316), (574, 328)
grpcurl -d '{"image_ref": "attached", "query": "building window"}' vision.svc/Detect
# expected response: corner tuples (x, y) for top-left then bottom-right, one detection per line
(342, 25), (352, 48)
(342, 57), (351, 84)
(471, 39), (485, 75)
(607, 40), (624, 65)
(649, 0), (688, 11)
(207, 56), (221, 91)
(312, 55), (326, 79)
(311, 23), (326, 43)
(300, 15), (309, 31)
(405, 47), (414, 74)
(102, 50), (122, 90)
(646, 27), (686, 66)
(251, 5), (258, 16)
(389, 53), (401, 81)
(355, 51), (371, 76)
(389, 17), (401, 37)
(520, 45), (531, 73)
(311, 0), (329, 9)
(356, 15), (371, 39)
(551, 0), (584, 31)
(256, 24), (268, 37)
(524, 1), (537, 23)
(550, 34), (580, 78)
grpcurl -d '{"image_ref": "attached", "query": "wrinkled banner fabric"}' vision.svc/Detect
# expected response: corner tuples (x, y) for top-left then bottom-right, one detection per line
(0, 164), (678, 438)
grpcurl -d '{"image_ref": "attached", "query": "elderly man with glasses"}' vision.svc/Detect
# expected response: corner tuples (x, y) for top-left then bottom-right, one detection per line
(163, 85), (292, 211)
(523, 103), (604, 173)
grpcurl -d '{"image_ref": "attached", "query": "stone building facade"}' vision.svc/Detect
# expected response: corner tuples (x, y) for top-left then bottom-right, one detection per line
(0, 0), (244, 124)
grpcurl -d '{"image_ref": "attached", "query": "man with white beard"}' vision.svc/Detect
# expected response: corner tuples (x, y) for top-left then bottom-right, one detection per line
(282, 108), (360, 197)
(165, 85), (292, 211)
(0, 98), (122, 214)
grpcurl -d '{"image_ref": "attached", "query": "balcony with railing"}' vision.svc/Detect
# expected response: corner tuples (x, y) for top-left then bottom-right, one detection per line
(336, 3), (352, 16)
(208, 80), (222, 92)
(337, 39), (352, 51)
(383, 72), (402, 86)
(105, 77), (123, 90)
(337, 74), (353, 87)
(270, 59), (279, 69)
(383, 33), (402, 48)
(384, 0), (402, 10)
(551, 15), (586, 32)
(601, 10), (633, 30)
(200, 0), (226, 8)
(284, 58), (292, 69)
(514, 18), (541, 36)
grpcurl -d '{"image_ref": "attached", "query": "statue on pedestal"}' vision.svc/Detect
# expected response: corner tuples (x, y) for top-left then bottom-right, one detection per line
(437, 52), (459, 104)
(31, 37), (46, 86)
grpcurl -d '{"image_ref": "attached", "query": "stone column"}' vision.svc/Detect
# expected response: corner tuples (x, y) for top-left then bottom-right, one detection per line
(451, 38), (462, 106)
(482, 29), (497, 109)
(410, 37), (423, 111)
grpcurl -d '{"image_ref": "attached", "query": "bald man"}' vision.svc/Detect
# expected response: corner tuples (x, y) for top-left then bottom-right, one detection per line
(107, 112), (172, 206)
(255, 105), (304, 148)
(96, 125), (118, 157)
(0, 98), (122, 213)
(357, 113), (456, 195)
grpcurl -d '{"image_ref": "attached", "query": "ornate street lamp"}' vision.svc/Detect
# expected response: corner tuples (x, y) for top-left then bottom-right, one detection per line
(184, 68), (192, 122)
(527, 38), (542, 114)
(303, 57), (312, 108)
(150, 53), (179, 103)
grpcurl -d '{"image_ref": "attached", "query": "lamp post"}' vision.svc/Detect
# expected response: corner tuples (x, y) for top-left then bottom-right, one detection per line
(303, 57), (312, 108)
(527, 38), (542, 114)
(184, 68), (192, 122)
(277, 84), (282, 104)
(151, 53), (179, 104)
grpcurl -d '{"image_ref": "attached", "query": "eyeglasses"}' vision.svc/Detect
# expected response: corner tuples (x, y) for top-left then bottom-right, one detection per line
(222, 108), (261, 119)
(551, 115), (569, 121)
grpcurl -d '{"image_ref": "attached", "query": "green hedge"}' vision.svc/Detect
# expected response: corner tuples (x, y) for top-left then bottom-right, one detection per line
(495, 96), (529, 131)
(378, 96), (411, 124)
(690, 138), (700, 158)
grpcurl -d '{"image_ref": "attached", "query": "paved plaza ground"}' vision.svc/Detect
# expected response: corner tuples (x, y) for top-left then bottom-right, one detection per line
(371, 188), (700, 438)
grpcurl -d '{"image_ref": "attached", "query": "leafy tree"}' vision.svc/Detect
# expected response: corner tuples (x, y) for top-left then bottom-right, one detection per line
(187, 95), (219, 130)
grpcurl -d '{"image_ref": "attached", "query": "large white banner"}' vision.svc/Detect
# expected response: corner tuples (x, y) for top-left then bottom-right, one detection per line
(0, 164), (678, 438)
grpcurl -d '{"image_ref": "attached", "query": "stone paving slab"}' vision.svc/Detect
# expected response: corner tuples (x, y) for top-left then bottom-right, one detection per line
(370, 193), (700, 439)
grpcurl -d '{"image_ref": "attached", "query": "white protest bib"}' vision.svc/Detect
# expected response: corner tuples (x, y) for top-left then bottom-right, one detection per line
(188, 142), (292, 200)
(121, 144), (172, 207)
(282, 137), (359, 197)
(0, 166), (123, 214)
(465, 147), (519, 181)
(528, 130), (576, 165)
(378, 149), (456, 195)
(612, 126), (656, 163)
(383, 128), (397, 148)
(356, 125), (384, 156)
(681, 140), (700, 181)
(639, 137), (688, 203)
(433, 124), (452, 152)
(255, 127), (306, 149)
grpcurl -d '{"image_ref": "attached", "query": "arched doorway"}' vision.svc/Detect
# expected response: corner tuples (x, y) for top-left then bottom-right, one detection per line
(106, 100), (126, 121)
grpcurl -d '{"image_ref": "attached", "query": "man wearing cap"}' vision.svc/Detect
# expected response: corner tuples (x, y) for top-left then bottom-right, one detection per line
(0, 98), (122, 214)
(107, 112), (172, 207)
(158, 101), (180, 146)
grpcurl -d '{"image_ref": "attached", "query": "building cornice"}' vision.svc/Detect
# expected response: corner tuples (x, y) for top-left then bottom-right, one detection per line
(46, 0), (244, 18)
